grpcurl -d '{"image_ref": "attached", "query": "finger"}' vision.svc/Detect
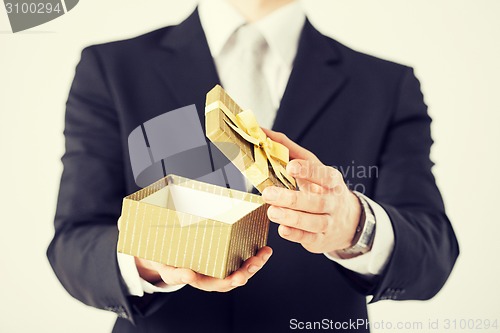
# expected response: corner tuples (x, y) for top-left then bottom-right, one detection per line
(287, 160), (343, 190)
(263, 186), (333, 214)
(135, 257), (158, 271)
(188, 272), (234, 292)
(278, 225), (322, 246)
(261, 128), (319, 162)
(156, 265), (197, 286)
(189, 247), (272, 292)
(226, 246), (273, 287)
(268, 206), (331, 233)
(296, 178), (324, 194)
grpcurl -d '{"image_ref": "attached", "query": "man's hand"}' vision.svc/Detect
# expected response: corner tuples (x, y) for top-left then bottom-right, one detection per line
(134, 246), (272, 292)
(262, 129), (361, 256)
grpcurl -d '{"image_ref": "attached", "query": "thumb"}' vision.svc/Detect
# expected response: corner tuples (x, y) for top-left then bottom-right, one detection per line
(261, 128), (319, 162)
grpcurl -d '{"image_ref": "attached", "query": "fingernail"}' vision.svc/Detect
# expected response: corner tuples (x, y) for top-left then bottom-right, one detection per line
(287, 162), (301, 175)
(248, 265), (259, 274)
(263, 253), (271, 261)
(268, 206), (284, 219)
(263, 187), (278, 201)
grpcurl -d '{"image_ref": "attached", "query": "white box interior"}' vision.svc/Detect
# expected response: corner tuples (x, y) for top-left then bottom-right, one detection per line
(140, 185), (261, 226)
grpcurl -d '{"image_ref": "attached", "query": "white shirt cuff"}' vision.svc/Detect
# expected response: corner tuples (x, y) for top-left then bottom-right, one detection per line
(324, 193), (395, 276)
(117, 252), (186, 296)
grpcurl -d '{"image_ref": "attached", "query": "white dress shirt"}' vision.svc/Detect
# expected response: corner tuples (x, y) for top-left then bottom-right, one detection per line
(117, 0), (395, 297)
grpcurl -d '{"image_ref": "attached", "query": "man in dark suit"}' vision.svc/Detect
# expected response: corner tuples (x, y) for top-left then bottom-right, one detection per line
(47, 0), (459, 332)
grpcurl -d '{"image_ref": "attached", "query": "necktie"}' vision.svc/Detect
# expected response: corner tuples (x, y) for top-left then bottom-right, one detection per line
(224, 24), (275, 129)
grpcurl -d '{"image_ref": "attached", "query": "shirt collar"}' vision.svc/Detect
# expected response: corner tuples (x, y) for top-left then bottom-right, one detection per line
(198, 0), (246, 58)
(198, 0), (306, 67)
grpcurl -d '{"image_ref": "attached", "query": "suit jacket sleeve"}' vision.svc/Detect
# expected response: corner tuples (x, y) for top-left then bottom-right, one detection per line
(47, 46), (162, 322)
(356, 67), (459, 302)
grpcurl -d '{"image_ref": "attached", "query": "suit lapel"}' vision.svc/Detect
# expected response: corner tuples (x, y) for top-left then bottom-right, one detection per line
(273, 20), (347, 142)
(155, 9), (221, 129)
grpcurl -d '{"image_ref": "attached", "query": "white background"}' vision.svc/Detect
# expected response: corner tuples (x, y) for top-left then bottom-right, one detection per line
(1, 1), (499, 332)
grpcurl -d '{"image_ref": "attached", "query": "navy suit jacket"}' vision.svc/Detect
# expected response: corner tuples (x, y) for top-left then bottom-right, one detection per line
(47, 9), (459, 333)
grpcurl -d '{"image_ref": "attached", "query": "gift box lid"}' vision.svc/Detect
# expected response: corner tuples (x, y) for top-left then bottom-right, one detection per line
(205, 85), (296, 193)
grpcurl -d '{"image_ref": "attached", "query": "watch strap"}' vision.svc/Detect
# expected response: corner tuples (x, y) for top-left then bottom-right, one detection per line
(338, 191), (376, 255)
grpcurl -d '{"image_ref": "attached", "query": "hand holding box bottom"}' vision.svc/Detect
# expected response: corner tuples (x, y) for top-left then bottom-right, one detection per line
(134, 246), (272, 291)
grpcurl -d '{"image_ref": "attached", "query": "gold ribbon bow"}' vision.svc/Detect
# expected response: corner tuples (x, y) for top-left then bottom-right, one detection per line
(206, 101), (296, 189)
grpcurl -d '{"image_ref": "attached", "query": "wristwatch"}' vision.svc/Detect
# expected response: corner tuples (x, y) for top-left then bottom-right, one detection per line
(337, 191), (376, 256)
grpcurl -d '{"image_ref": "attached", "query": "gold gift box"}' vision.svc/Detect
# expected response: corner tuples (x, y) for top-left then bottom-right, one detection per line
(118, 85), (296, 279)
(117, 175), (269, 279)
